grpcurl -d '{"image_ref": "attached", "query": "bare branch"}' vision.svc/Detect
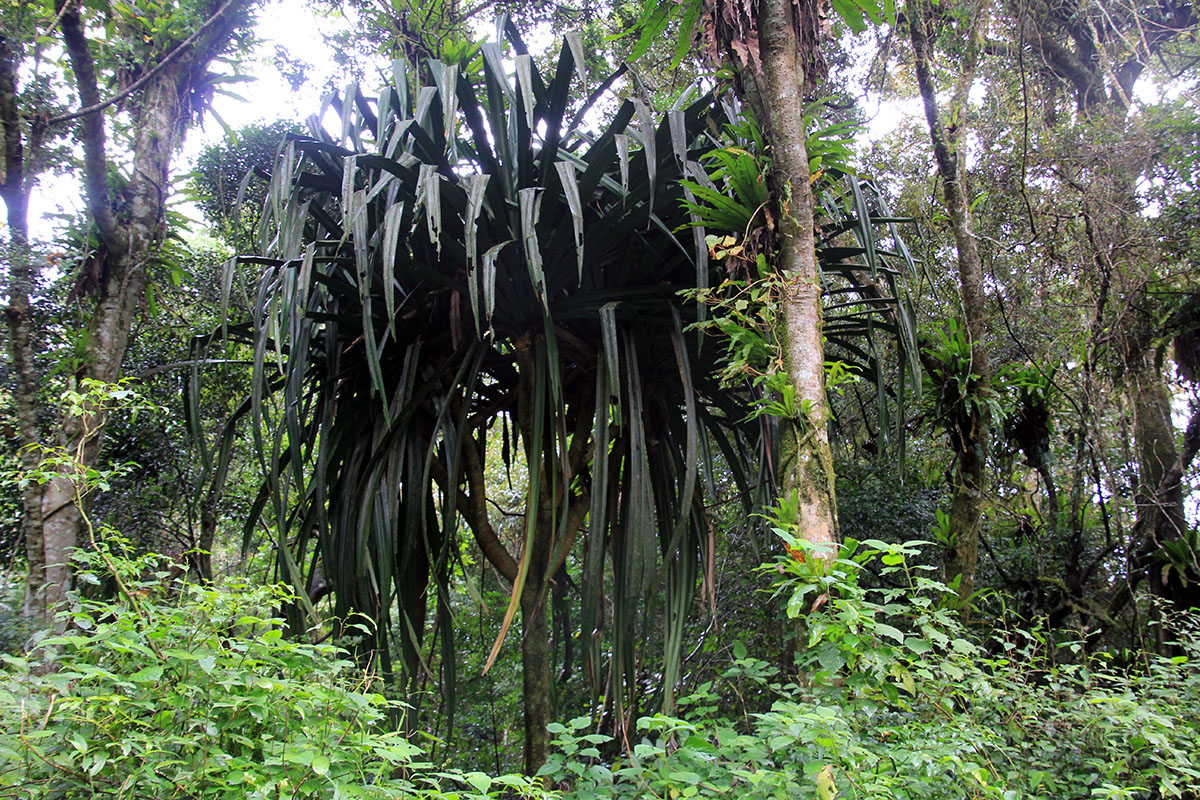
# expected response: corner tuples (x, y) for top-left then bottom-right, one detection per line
(132, 358), (253, 378)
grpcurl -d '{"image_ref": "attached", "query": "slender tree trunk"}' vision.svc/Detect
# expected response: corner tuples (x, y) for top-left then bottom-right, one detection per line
(909, 0), (992, 606)
(744, 0), (838, 552)
(8, 250), (45, 619)
(454, 335), (574, 776)
(520, 562), (552, 774)
(2, 196), (46, 618)
(1, 33), (47, 618)
(197, 483), (219, 582)
(34, 0), (253, 621)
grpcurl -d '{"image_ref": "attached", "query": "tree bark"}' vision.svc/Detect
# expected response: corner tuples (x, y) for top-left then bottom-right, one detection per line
(33, 0), (253, 621)
(1128, 362), (1192, 613)
(519, 545), (552, 774)
(455, 422), (556, 775)
(909, 0), (992, 606)
(743, 0), (838, 553)
(1, 33), (47, 619)
(197, 482), (219, 582)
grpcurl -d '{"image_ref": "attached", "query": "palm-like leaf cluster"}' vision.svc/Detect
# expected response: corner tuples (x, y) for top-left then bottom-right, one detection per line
(215, 29), (919, 756)
(222, 32), (761, 739)
(814, 176), (923, 458)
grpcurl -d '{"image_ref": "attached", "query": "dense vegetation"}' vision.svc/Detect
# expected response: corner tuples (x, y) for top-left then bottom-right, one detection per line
(2, 0), (1199, 796)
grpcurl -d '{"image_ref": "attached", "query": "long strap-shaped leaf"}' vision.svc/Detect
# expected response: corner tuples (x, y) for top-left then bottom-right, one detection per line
(483, 340), (547, 675)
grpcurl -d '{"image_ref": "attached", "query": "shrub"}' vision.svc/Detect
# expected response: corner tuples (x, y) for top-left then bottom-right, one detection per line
(541, 536), (1200, 800)
(0, 548), (550, 800)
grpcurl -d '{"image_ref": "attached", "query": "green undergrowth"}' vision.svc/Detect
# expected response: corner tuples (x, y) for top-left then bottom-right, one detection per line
(2, 540), (1198, 799)
(540, 536), (1200, 800)
(0, 547), (546, 799)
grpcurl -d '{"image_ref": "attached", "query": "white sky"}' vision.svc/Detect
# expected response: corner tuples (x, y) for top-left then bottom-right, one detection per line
(191, 0), (334, 137)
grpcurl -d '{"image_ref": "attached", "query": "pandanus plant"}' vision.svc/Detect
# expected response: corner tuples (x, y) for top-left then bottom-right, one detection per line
(213, 29), (769, 772)
(210, 27), (918, 773)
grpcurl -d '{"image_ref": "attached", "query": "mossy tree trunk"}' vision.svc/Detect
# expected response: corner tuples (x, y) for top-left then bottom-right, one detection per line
(909, 0), (992, 607)
(741, 0), (839, 553)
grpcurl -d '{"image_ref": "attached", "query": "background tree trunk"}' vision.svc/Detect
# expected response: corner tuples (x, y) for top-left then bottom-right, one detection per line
(909, 0), (992, 606)
(1, 32), (47, 618)
(1, 177), (46, 619)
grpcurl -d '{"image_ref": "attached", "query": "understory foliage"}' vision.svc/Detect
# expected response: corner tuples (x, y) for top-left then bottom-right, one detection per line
(0, 548), (549, 799)
(2, 542), (1197, 799)
(542, 537), (1200, 800)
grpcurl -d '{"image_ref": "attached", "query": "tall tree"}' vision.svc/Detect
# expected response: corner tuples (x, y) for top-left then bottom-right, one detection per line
(907, 0), (993, 605)
(632, 0), (904, 555)
(1, 0), (258, 622)
(743, 0), (841, 552)
(231, 37), (760, 773)
(1001, 0), (1199, 621)
(678, 0), (840, 555)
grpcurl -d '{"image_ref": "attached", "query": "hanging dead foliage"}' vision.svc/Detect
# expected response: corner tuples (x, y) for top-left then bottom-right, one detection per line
(700, 0), (829, 90)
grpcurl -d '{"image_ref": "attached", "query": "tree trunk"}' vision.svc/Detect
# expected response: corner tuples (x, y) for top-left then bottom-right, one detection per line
(197, 483), (219, 582)
(520, 570), (552, 774)
(455, 335), (580, 776)
(909, 0), (992, 606)
(2, 193), (46, 619)
(744, 0), (838, 552)
(1, 33), (47, 619)
(1128, 361), (1191, 614)
(515, 342), (556, 775)
(8, 260), (45, 619)
(32, 0), (253, 621)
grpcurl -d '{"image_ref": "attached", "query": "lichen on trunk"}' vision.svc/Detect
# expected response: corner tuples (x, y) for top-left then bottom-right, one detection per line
(740, 0), (840, 552)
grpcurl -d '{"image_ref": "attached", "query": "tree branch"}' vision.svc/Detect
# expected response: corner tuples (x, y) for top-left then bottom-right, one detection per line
(132, 358), (252, 378)
(1027, 27), (1102, 109)
(48, 0), (247, 127)
(460, 431), (520, 583)
(909, 0), (958, 180)
(57, 0), (120, 247)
